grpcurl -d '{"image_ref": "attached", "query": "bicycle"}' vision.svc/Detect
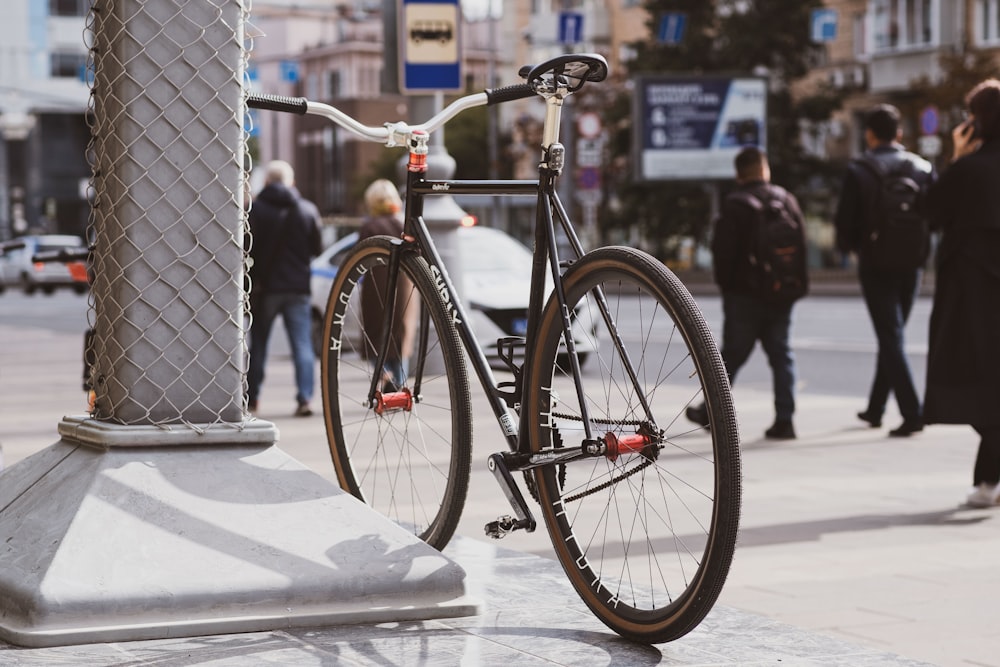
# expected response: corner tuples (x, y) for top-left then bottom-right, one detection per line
(248, 52), (741, 644)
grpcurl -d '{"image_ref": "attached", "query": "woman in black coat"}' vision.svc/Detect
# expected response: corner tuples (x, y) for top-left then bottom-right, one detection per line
(925, 79), (1000, 508)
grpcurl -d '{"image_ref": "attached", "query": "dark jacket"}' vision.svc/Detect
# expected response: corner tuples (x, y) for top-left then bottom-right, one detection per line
(923, 139), (1000, 427)
(712, 180), (805, 297)
(834, 143), (935, 262)
(249, 183), (321, 295)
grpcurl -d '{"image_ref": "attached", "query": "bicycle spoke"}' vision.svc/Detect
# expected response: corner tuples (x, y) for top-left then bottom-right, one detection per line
(527, 247), (740, 643)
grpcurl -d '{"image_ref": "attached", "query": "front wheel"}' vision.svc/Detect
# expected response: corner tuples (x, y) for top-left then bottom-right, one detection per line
(320, 236), (472, 551)
(525, 246), (741, 644)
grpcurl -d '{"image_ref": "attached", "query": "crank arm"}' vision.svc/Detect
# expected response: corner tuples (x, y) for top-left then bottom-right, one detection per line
(484, 453), (536, 538)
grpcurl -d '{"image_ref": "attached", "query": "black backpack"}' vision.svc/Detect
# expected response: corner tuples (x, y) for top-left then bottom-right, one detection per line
(857, 155), (930, 271)
(731, 189), (808, 304)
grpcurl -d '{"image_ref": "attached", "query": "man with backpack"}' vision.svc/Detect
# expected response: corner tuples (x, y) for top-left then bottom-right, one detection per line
(687, 146), (808, 440)
(835, 104), (936, 437)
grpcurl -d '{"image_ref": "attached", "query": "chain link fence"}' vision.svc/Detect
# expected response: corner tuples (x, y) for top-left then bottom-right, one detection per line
(86, 0), (251, 429)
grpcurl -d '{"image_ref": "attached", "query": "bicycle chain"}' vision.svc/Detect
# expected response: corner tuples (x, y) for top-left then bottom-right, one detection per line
(551, 411), (642, 427)
(563, 456), (654, 503)
(549, 411), (656, 503)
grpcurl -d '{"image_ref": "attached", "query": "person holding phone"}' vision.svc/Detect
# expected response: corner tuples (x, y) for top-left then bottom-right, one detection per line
(924, 79), (1000, 507)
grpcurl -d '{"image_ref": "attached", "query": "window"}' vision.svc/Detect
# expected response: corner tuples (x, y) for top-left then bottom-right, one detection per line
(873, 0), (898, 49)
(853, 12), (867, 57)
(50, 52), (87, 79)
(326, 71), (341, 100)
(976, 0), (1000, 44)
(871, 0), (935, 51)
(49, 0), (89, 17)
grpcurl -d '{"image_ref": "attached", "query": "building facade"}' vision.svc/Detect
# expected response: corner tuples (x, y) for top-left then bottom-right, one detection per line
(803, 0), (998, 166)
(10, 1), (997, 242)
(0, 0), (91, 241)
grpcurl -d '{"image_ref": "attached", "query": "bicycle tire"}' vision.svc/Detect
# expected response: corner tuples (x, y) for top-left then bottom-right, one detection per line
(525, 246), (741, 643)
(321, 236), (472, 550)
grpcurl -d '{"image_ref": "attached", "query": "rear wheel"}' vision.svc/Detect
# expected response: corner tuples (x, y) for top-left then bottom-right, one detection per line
(525, 246), (741, 644)
(321, 236), (472, 550)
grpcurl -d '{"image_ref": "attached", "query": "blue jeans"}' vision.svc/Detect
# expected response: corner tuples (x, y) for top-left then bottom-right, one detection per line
(721, 292), (796, 421)
(248, 292), (315, 407)
(858, 264), (921, 421)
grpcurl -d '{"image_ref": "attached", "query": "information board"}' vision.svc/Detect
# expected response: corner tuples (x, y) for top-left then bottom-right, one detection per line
(633, 76), (767, 181)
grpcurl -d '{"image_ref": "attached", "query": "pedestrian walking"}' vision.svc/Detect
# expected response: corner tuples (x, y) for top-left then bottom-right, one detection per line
(834, 104), (935, 437)
(924, 79), (1000, 507)
(357, 178), (417, 392)
(247, 160), (322, 417)
(687, 146), (808, 440)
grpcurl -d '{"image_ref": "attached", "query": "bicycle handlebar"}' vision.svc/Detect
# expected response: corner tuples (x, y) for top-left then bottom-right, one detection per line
(246, 93), (308, 115)
(484, 83), (534, 105)
(247, 53), (606, 147)
(247, 85), (529, 147)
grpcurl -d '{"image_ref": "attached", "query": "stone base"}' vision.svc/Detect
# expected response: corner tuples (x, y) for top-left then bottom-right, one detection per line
(0, 427), (478, 648)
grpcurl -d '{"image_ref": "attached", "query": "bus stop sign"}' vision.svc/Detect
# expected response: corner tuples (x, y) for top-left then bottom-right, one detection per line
(400, 0), (462, 93)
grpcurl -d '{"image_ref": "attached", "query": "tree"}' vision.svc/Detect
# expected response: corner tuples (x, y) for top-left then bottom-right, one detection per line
(601, 0), (841, 262)
(902, 44), (998, 170)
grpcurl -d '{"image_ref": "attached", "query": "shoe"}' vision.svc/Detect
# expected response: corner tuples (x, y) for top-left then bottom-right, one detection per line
(857, 411), (882, 428)
(686, 403), (710, 430)
(888, 419), (923, 437)
(764, 420), (796, 440)
(966, 482), (1000, 508)
(294, 402), (313, 417)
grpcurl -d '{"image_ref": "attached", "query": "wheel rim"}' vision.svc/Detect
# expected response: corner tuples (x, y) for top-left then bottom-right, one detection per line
(321, 240), (470, 549)
(530, 250), (740, 641)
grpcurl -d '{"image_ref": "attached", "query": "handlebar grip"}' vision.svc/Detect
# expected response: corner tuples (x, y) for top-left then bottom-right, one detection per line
(247, 93), (309, 115)
(485, 84), (535, 106)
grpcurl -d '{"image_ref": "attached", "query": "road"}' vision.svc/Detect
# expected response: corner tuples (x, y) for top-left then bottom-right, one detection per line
(0, 287), (932, 470)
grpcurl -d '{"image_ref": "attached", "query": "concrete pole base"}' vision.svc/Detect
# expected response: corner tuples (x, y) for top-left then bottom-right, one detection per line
(0, 420), (479, 648)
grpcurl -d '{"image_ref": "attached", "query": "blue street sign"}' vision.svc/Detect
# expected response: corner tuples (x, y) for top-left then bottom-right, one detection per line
(920, 105), (939, 135)
(401, 0), (462, 93)
(810, 9), (837, 42)
(559, 11), (584, 45)
(658, 13), (687, 45)
(279, 60), (299, 84)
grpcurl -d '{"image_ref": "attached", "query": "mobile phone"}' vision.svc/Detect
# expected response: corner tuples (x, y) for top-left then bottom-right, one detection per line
(964, 119), (982, 140)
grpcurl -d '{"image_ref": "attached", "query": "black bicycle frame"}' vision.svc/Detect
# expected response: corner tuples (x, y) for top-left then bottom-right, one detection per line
(371, 149), (654, 530)
(404, 175), (537, 455)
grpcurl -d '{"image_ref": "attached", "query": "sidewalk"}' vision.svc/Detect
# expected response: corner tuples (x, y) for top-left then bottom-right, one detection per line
(1, 296), (996, 666)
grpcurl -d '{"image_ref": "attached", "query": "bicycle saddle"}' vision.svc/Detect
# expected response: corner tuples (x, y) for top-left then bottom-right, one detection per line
(518, 54), (609, 95)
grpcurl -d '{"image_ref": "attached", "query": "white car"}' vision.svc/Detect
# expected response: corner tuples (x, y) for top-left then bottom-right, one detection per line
(0, 235), (88, 295)
(309, 224), (598, 364)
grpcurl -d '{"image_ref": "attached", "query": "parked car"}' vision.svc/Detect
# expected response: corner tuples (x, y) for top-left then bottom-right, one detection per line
(0, 235), (88, 295)
(309, 224), (598, 364)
